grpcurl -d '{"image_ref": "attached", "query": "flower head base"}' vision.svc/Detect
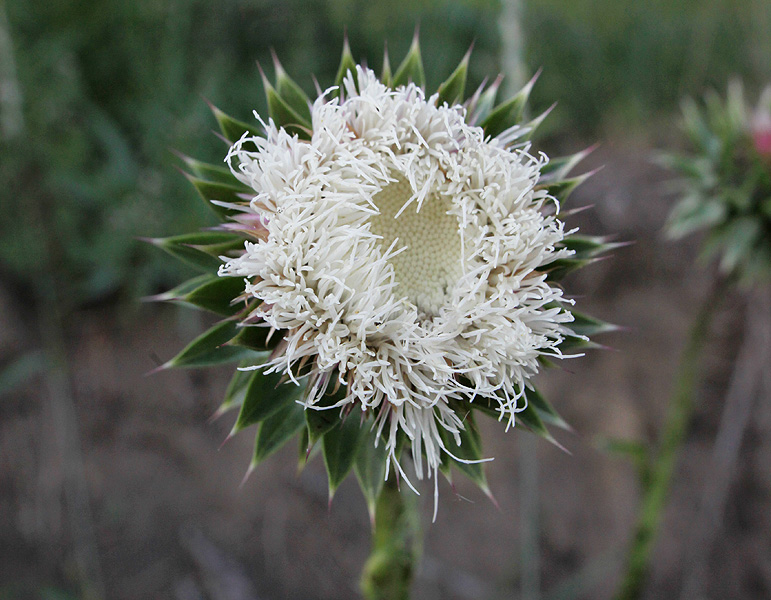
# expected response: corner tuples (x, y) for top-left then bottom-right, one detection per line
(664, 81), (771, 284)
(152, 40), (613, 516)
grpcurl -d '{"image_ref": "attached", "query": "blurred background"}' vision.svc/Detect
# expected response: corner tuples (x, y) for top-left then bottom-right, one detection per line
(1, 0), (770, 598)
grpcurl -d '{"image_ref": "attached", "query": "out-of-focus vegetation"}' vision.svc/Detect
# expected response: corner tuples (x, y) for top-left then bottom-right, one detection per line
(0, 0), (769, 307)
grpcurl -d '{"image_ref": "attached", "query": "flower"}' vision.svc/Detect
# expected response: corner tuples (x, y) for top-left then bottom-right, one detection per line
(221, 66), (574, 487)
(153, 41), (611, 513)
(664, 81), (771, 283)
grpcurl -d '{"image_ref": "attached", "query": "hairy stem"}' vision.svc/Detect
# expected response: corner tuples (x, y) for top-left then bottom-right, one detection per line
(360, 476), (421, 600)
(614, 275), (730, 600)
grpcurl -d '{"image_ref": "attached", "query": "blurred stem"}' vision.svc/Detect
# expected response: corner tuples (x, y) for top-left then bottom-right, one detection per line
(25, 171), (105, 598)
(360, 476), (421, 600)
(500, 0), (526, 94)
(519, 434), (540, 600)
(0, 0), (24, 140)
(679, 287), (771, 599)
(614, 274), (731, 600)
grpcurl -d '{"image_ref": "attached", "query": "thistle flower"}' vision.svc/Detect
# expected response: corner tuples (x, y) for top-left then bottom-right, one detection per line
(150, 39), (612, 515)
(663, 82), (771, 283)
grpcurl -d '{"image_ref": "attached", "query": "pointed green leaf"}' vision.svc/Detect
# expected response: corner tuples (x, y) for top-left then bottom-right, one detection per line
(272, 52), (312, 123)
(264, 76), (312, 137)
(306, 386), (345, 444)
(541, 145), (596, 181)
(537, 171), (593, 205)
(166, 320), (258, 368)
(146, 232), (241, 271)
(517, 103), (555, 142)
(380, 44), (392, 86)
(561, 235), (626, 260)
(233, 369), (305, 432)
(516, 399), (561, 448)
(436, 50), (469, 107)
(147, 274), (213, 302)
(252, 399), (306, 464)
(335, 37), (358, 95)
(470, 77), (501, 125)
(479, 73), (538, 138)
(323, 408), (366, 496)
(524, 387), (570, 430)
(542, 257), (597, 281)
(209, 104), (262, 143)
(558, 335), (602, 353)
(438, 405), (489, 491)
(298, 425), (310, 468)
(183, 276), (248, 316)
(354, 421), (388, 520)
(567, 310), (619, 337)
(230, 324), (279, 352)
(467, 394), (504, 418)
(175, 153), (244, 186)
(219, 365), (260, 414)
(392, 35), (425, 89)
(185, 173), (249, 219)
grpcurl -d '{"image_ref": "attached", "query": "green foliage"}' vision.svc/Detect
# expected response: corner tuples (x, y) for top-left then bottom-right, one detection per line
(524, 0), (771, 136)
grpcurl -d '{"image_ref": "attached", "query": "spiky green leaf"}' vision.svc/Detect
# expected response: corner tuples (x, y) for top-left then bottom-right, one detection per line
(567, 310), (619, 337)
(542, 256), (597, 281)
(438, 405), (489, 491)
(335, 38), (358, 94)
(252, 399), (306, 465)
(469, 77), (501, 125)
(392, 36), (424, 89)
(524, 387), (570, 430)
(354, 421), (388, 521)
(145, 231), (241, 271)
(233, 370), (305, 432)
(264, 77), (311, 137)
(435, 51), (469, 107)
(209, 104), (262, 143)
(229, 324), (278, 352)
(537, 171), (592, 205)
(219, 364), (260, 415)
(272, 52), (312, 123)
(185, 174), (249, 220)
(175, 153), (244, 186)
(323, 409), (366, 497)
(165, 320), (258, 368)
(479, 73), (537, 138)
(181, 276), (248, 316)
(380, 45), (392, 87)
(305, 386), (346, 445)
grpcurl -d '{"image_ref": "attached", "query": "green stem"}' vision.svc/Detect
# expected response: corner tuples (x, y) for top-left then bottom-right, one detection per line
(360, 476), (421, 600)
(614, 275), (730, 600)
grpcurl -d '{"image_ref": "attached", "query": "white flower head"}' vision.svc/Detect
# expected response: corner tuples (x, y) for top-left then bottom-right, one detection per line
(220, 66), (576, 491)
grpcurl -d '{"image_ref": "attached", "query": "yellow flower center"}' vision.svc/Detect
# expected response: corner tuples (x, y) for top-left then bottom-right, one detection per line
(370, 175), (463, 314)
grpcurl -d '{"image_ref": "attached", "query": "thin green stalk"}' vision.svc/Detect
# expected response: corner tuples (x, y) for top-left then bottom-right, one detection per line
(614, 275), (731, 600)
(360, 475), (421, 600)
